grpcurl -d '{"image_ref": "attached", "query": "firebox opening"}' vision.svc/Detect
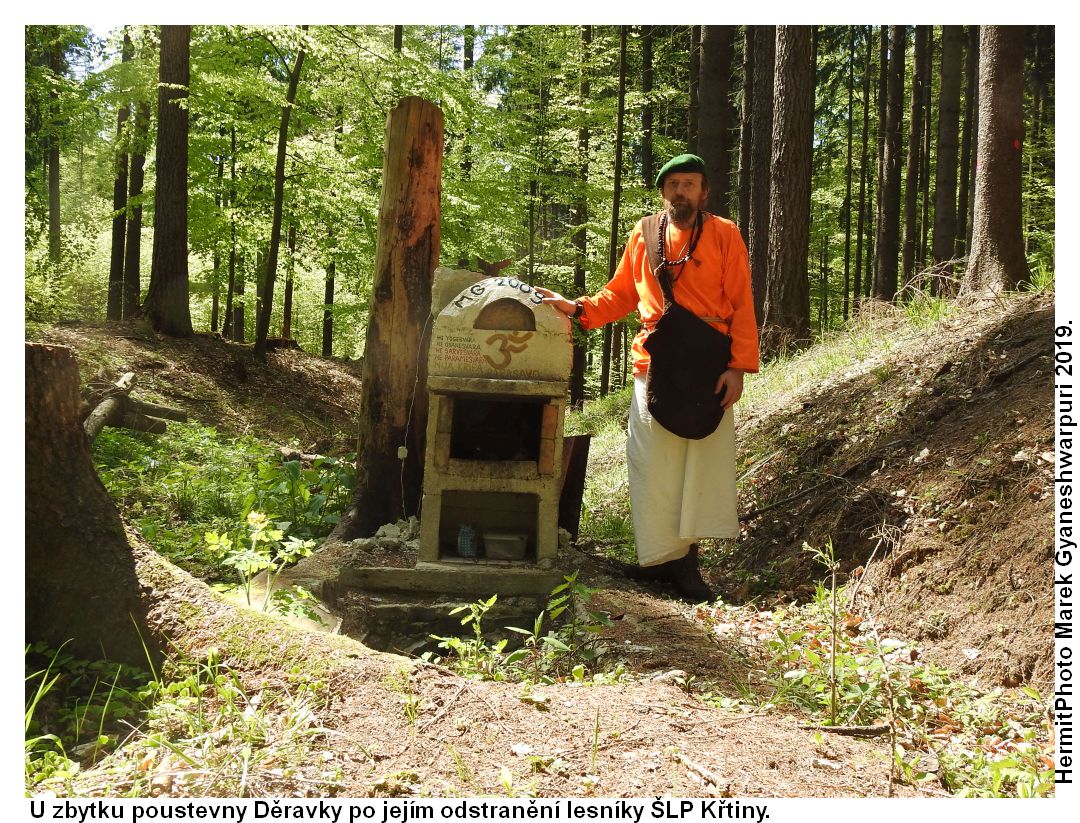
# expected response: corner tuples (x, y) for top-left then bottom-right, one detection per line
(450, 396), (544, 462)
(438, 490), (538, 562)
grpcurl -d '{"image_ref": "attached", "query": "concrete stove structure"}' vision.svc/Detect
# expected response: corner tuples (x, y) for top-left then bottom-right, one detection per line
(417, 267), (573, 589)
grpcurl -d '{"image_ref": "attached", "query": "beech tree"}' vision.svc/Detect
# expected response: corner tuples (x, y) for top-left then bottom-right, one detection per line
(141, 24), (193, 337)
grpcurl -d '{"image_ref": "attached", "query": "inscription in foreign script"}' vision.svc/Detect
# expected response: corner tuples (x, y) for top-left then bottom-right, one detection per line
(483, 331), (534, 370)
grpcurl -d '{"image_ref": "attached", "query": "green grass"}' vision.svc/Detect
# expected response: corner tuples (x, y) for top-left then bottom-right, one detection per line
(92, 422), (354, 582)
(26, 646), (337, 797)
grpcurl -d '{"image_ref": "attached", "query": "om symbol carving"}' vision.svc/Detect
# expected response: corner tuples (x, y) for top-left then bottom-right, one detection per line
(483, 331), (534, 369)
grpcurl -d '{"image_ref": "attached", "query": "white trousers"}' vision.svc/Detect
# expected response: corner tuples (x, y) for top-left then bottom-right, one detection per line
(627, 375), (740, 566)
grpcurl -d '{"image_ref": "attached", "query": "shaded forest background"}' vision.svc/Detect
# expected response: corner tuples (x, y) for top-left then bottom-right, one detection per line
(25, 24), (1054, 398)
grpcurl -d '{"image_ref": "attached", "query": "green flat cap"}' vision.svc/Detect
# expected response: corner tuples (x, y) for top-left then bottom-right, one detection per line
(655, 153), (707, 188)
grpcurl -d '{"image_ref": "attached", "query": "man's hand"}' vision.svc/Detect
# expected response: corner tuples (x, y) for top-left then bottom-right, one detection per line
(534, 286), (578, 316)
(715, 368), (744, 409)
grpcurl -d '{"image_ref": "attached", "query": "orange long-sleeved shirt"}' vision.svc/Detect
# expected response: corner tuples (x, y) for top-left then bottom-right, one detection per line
(578, 212), (760, 376)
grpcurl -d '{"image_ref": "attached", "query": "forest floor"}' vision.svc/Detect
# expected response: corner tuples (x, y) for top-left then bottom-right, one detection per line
(27, 289), (1055, 798)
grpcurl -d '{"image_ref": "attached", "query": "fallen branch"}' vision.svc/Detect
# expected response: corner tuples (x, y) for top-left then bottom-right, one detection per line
(129, 398), (188, 422)
(672, 752), (729, 793)
(799, 723), (890, 737)
(83, 372), (136, 441)
(82, 371), (186, 442)
(418, 681), (469, 732)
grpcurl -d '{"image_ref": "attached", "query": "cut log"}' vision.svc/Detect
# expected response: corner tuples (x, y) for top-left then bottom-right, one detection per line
(25, 343), (163, 668)
(83, 372), (137, 442)
(129, 398), (188, 422)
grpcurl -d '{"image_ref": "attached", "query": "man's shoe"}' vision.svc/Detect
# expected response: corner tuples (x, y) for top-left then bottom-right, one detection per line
(666, 544), (715, 603)
(615, 559), (671, 582)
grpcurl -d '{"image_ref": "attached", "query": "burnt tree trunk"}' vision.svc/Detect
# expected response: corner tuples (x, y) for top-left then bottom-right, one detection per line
(699, 26), (736, 218)
(337, 97), (443, 539)
(763, 25), (813, 347)
(141, 25), (193, 337)
(748, 25), (775, 326)
(25, 343), (163, 669)
(254, 30), (307, 358)
(962, 26), (1030, 294)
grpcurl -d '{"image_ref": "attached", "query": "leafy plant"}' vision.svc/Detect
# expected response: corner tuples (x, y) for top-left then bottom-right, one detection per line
(206, 511), (316, 611)
(426, 573), (618, 685)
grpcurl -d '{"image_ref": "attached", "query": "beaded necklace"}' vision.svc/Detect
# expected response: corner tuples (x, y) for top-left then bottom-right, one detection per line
(656, 211), (703, 281)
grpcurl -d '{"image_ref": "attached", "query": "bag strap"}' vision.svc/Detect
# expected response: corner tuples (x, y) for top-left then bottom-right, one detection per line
(640, 212), (678, 308)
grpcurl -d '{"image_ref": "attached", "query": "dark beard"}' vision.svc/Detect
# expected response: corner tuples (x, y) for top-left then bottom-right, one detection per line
(666, 200), (696, 224)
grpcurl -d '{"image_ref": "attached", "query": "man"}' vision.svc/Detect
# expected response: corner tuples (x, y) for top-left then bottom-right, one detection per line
(537, 154), (759, 602)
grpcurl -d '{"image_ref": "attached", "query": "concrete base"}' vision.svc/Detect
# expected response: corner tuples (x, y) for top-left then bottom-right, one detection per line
(329, 562), (563, 598)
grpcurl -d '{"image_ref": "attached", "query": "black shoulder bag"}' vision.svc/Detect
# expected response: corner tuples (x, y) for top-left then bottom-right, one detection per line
(640, 212), (732, 440)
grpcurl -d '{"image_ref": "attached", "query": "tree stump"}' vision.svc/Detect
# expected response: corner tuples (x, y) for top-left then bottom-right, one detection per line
(25, 343), (162, 669)
(337, 96), (444, 539)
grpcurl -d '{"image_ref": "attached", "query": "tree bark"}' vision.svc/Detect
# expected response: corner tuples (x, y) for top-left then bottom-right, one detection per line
(748, 25), (775, 327)
(956, 25), (979, 261)
(763, 26), (813, 347)
(232, 257), (246, 343)
(901, 26), (928, 288)
(737, 26), (754, 243)
(932, 25), (965, 285)
(873, 25), (905, 301)
(25, 343), (163, 669)
(699, 26), (736, 218)
(123, 98), (150, 319)
(282, 223), (297, 339)
(962, 26), (1030, 295)
(337, 97), (443, 539)
(255, 30), (307, 358)
(141, 25), (193, 337)
(570, 25), (591, 409)
(323, 248), (336, 358)
(107, 33), (133, 322)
